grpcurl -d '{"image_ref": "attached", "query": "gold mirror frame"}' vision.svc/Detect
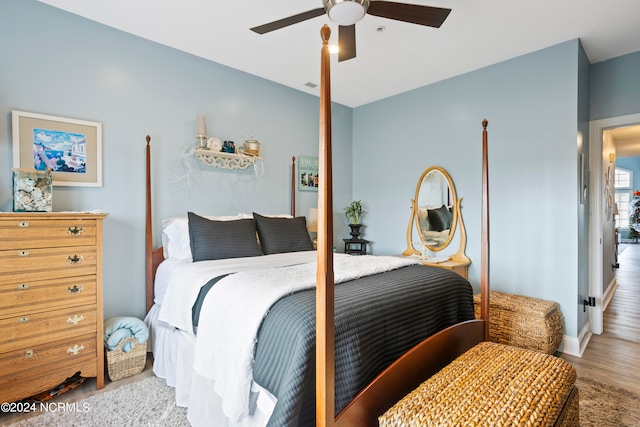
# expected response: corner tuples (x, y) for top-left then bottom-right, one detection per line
(403, 166), (469, 262)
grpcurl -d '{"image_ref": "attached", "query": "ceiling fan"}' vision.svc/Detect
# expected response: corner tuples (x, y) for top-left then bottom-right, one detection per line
(250, 0), (451, 62)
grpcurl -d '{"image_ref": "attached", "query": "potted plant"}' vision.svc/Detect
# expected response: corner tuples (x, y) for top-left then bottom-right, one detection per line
(344, 200), (366, 238)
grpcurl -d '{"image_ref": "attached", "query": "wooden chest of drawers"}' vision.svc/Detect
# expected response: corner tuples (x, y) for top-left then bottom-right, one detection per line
(0, 212), (107, 403)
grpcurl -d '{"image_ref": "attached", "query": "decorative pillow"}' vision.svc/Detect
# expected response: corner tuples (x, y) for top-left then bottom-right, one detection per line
(187, 212), (262, 262)
(162, 214), (247, 260)
(253, 212), (314, 255)
(417, 208), (432, 232)
(427, 205), (452, 232)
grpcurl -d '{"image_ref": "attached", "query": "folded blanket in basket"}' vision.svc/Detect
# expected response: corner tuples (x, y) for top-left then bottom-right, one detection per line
(104, 316), (149, 352)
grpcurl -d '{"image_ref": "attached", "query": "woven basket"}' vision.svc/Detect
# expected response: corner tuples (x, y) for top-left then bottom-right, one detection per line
(379, 342), (578, 427)
(474, 291), (564, 354)
(106, 337), (147, 381)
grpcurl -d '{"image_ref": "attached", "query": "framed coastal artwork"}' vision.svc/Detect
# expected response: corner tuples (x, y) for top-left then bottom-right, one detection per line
(298, 155), (319, 192)
(12, 110), (103, 187)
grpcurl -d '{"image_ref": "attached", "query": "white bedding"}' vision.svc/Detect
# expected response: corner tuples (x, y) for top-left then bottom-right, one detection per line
(145, 306), (276, 427)
(150, 250), (320, 426)
(157, 251), (318, 332)
(192, 253), (418, 421)
(152, 250), (419, 425)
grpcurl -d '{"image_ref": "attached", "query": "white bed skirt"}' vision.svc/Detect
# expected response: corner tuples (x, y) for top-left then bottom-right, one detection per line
(144, 305), (276, 427)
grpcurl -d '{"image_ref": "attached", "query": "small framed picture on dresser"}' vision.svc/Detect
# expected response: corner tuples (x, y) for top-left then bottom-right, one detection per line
(12, 110), (103, 187)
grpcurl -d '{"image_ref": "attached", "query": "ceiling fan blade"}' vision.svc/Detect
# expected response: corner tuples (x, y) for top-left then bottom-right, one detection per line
(250, 8), (326, 34)
(338, 25), (356, 62)
(367, 2), (451, 28)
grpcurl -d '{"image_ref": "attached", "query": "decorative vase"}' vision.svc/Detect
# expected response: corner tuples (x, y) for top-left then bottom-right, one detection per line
(222, 141), (236, 153)
(13, 168), (52, 212)
(243, 139), (260, 156)
(348, 224), (363, 239)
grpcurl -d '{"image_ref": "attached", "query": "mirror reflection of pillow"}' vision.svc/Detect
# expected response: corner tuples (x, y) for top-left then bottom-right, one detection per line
(417, 208), (431, 232)
(427, 205), (452, 232)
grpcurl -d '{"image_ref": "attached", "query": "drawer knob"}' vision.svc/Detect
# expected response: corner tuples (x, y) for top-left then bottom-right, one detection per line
(67, 255), (84, 264)
(18, 250), (30, 257)
(67, 285), (84, 294)
(67, 344), (85, 356)
(18, 221), (30, 228)
(67, 226), (84, 235)
(25, 350), (34, 359)
(67, 314), (85, 325)
(17, 283), (30, 290)
(18, 316), (30, 323)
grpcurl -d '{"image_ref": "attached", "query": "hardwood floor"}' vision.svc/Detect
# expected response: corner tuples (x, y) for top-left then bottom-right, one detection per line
(560, 242), (640, 395)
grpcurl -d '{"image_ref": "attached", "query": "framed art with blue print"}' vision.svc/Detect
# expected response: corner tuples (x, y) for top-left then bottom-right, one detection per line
(12, 110), (103, 187)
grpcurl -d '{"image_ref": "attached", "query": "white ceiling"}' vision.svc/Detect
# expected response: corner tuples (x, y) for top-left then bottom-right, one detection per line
(37, 0), (640, 108)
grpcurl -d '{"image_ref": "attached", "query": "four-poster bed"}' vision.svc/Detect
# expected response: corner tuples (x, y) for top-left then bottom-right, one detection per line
(143, 25), (576, 427)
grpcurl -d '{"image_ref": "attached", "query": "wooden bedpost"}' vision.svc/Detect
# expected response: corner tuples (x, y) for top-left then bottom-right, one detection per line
(145, 135), (153, 313)
(480, 119), (490, 340)
(317, 24), (335, 427)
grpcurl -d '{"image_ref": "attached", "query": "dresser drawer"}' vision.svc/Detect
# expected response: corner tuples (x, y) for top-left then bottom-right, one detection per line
(0, 305), (97, 354)
(0, 334), (97, 402)
(0, 275), (96, 318)
(0, 218), (97, 251)
(0, 357), (97, 404)
(0, 246), (97, 284)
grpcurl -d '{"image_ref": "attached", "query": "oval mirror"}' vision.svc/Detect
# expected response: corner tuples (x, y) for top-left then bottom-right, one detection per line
(413, 166), (458, 251)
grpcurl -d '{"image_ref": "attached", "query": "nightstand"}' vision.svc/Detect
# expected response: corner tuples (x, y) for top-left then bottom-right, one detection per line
(344, 238), (369, 255)
(406, 257), (470, 279)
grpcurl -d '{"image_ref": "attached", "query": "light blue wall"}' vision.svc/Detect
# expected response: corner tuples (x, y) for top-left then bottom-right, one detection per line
(352, 40), (584, 336)
(0, 0), (353, 319)
(590, 51), (640, 121)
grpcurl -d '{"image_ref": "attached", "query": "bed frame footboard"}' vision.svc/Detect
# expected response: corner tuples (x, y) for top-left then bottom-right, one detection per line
(335, 320), (484, 427)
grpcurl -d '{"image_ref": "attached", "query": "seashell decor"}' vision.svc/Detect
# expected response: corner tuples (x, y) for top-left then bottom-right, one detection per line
(13, 168), (53, 212)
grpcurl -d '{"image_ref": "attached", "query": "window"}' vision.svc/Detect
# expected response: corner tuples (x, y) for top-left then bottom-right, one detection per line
(615, 168), (632, 189)
(614, 168), (633, 228)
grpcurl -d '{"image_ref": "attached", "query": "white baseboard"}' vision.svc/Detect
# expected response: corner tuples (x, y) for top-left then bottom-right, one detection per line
(603, 276), (617, 311)
(558, 321), (593, 357)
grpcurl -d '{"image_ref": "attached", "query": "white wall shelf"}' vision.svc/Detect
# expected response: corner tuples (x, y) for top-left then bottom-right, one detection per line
(194, 149), (261, 170)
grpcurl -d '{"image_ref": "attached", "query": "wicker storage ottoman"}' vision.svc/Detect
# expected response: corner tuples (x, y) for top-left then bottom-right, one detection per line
(379, 341), (579, 427)
(474, 291), (564, 354)
(106, 337), (147, 381)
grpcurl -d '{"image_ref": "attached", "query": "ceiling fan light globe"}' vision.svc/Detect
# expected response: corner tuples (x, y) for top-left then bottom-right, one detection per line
(324, 0), (370, 26)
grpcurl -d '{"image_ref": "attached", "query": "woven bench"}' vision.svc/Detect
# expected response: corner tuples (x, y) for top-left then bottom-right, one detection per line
(474, 291), (564, 354)
(379, 341), (579, 427)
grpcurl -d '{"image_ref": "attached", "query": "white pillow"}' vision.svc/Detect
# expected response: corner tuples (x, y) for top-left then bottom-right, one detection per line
(161, 214), (249, 260)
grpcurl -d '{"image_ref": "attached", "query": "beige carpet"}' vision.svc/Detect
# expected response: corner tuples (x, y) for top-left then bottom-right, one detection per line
(3, 376), (188, 427)
(4, 375), (639, 426)
(576, 376), (640, 427)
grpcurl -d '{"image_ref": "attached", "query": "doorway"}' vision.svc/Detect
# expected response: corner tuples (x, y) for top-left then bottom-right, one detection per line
(588, 113), (640, 335)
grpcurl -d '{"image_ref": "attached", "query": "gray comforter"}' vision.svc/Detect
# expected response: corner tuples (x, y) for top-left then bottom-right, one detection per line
(240, 264), (475, 427)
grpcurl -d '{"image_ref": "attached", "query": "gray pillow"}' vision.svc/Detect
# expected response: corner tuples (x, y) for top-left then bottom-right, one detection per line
(253, 212), (314, 255)
(188, 212), (262, 262)
(427, 205), (452, 232)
